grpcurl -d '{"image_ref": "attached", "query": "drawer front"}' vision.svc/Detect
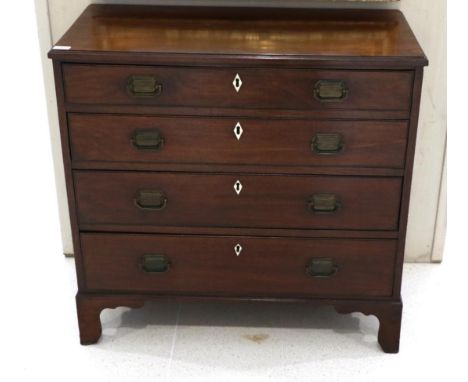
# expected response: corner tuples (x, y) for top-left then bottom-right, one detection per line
(81, 233), (396, 297)
(75, 171), (402, 230)
(69, 114), (408, 168)
(63, 64), (413, 111)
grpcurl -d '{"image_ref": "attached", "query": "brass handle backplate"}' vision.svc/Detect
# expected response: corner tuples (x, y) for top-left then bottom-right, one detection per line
(132, 129), (165, 151)
(135, 189), (167, 210)
(313, 80), (348, 102)
(311, 133), (344, 155)
(306, 258), (338, 278)
(127, 75), (162, 97)
(141, 254), (170, 273)
(307, 194), (341, 214)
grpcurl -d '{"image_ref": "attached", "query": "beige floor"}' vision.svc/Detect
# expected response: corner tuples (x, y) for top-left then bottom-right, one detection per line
(5, 256), (461, 382)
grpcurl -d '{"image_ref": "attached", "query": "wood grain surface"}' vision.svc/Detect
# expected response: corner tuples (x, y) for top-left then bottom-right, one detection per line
(81, 233), (396, 298)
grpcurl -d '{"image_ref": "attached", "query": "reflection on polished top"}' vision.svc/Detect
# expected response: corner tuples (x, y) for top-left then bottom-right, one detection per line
(50, 4), (427, 65)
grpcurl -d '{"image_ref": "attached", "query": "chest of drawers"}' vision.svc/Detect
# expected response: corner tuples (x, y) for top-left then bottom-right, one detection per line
(49, 5), (427, 353)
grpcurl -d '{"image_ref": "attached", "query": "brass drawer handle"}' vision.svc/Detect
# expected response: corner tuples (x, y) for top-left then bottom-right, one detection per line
(313, 80), (348, 102)
(127, 75), (162, 97)
(141, 254), (170, 273)
(132, 129), (165, 151)
(306, 258), (338, 278)
(307, 194), (341, 214)
(135, 189), (167, 210)
(311, 133), (344, 155)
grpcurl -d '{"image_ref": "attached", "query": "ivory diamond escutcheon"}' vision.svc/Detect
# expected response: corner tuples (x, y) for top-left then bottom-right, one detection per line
(234, 122), (243, 140)
(234, 180), (243, 195)
(234, 244), (242, 256)
(233, 73), (242, 92)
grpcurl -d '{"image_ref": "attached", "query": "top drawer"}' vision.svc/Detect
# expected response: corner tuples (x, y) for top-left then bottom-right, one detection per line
(62, 64), (413, 112)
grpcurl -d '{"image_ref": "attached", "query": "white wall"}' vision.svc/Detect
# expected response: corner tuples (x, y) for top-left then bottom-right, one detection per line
(35, 0), (73, 255)
(38, 0), (447, 262)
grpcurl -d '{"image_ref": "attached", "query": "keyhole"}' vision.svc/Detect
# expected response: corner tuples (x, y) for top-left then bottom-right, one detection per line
(233, 74), (242, 92)
(234, 122), (243, 140)
(234, 244), (242, 256)
(234, 180), (243, 195)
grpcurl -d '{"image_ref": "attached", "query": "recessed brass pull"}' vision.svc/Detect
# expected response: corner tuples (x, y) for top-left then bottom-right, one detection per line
(306, 258), (338, 278)
(132, 129), (165, 151)
(307, 194), (341, 214)
(141, 254), (170, 273)
(313, 80), (348, 102)
(127, 75), (162, 97)
(135, 189), (167, 210)
(312, 133), (344, 155)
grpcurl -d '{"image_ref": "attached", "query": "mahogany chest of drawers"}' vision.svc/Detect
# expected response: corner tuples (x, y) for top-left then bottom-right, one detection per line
(49, 5), (427, 353)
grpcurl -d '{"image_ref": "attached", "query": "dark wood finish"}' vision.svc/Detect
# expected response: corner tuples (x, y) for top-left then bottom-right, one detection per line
(76, 293), (145, 345)
(63, 64), (413, 113)
(49, 5), (427, 352)
(52, 62), (86, 289)
(55, 53), (426, 70)
(71, 162), (405, 177)
(69, 114), (408, 169)
(74, 171), (402, 231)
(335, 299), (402, 353)
(76, 292), (402, 352)
(393, 67), (425, 295)
(49, 5), (427, 68)
(65, 103), (411, 121)
(78, 225), (400, 239)
(81, 233), (396, 297)
(72, 162), (404, 177)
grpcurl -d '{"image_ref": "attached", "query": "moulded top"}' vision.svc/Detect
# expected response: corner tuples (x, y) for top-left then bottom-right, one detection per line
(48, 4), (428, 67)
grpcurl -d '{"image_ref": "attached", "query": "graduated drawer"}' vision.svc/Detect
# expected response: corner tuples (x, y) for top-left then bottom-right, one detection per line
(81, 233), (396, 298)
(63, 64), (413, 112)
(69, 114), (408, 169)
(75, 171), (402, 231)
